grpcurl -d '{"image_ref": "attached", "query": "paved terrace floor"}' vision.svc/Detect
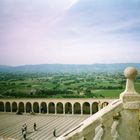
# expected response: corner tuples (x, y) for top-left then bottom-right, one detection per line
(0, 113), (89, 140)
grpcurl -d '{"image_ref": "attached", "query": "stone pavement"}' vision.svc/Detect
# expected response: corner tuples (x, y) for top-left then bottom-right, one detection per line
(0, 113), (88, 140)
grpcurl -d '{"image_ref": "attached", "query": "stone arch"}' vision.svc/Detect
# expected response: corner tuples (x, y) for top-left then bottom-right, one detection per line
(48, 102), (55, 114)
(65, 102), (72, 114)
(92, 102), (99, 114)
(40, 102), (47, 113)
(5, 102), (11, 112)
(57, 102), (63, 114)
(33, 102), (39, 113)
(26, 102), (32, 113)
(102, 102), (109, 108)
(12, 102), (17, 112)
(19, 102), (24, 113)
(0, 102), (4, 112)
(74, 102), (81, 114)
(83, 102), (90, 114)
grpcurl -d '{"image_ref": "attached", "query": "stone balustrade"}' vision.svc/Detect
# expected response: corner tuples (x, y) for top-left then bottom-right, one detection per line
(56, 67), (140, 140)
(56, 99), (123, 140)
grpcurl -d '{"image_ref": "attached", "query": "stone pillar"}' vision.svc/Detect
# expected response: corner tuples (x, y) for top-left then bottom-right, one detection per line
(63, 104), (65, 114)
(4, 102), (6, 112)
(55, 104), (57, 114)
(81, 104), (83, 115)
(11, 102), (13, 113)
(72, 104), (74, 115)
(119, 67), (140, 140)
(24, 104), (26, 114)
(47, 104), (49, 114)
(98, 101), (102, 110)
(17, 103), (19, 112)
(31, 103), (33, 113)
(90, 103), (92, 115)
(39, 103), (41, 114)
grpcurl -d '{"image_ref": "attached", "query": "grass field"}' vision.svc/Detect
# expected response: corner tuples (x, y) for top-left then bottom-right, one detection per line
(92, 89), (123, 98)
(0, 72), (140, 98)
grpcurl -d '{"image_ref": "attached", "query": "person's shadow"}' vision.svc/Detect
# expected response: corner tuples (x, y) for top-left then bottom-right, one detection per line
(27, 131), (33, 134)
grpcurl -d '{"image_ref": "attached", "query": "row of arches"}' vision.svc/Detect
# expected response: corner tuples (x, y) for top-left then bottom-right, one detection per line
(0, 101), (108, 115)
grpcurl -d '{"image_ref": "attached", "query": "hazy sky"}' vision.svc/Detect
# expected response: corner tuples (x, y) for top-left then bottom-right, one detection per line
(0, 0), (140, 66)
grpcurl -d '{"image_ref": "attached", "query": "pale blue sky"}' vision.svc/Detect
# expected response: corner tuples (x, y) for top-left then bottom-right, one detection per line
(0, 0), (140, 66)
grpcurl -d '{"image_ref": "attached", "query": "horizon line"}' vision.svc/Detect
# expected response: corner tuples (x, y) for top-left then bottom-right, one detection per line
(0, 62), (140, 67)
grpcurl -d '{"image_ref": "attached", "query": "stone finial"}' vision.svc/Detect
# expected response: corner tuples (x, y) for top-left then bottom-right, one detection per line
(120, 67), (140, 104)
(122, 67), (138, 95)
(124, 67), (138, 80)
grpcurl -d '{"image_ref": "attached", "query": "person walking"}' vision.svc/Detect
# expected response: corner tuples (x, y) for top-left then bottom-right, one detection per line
(53, 128), (57, 137)
(33, 122), (37, 131)
(24, 122), (27, 131)
(21, 125), (25, 135)
(23, 130), (27, 140)
(21, 122), (27, 140)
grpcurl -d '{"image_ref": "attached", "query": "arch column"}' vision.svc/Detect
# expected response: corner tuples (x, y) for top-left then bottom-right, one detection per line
(90, 103), (92, 115)
(17, 103), (19, 112)
(81, 104), (83, 115)
(31, 103), (33, 112)
(11, 103), (12, 112)
(63, 104), (65, 114)
(4, 102), (6, 112)
(72, 104), (74, 115)
(55, 104), (57, 114)
(39, 103), (41, 114)
(47, 104), (49, 114)
(98, 101), (102, 110)
(10, 102), (12, 112)
(24, 104), (26, 113)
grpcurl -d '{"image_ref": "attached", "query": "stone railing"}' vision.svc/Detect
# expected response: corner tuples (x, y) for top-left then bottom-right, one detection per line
(56, 67), (140, 140)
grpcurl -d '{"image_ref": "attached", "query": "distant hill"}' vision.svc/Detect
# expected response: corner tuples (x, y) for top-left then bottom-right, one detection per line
(0, 63), (140, 73)
(0, 65), (13, 72)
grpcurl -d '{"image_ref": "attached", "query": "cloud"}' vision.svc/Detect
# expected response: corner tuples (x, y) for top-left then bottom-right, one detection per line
(65, 0), (79, 10)
(0, 0), (140, 65)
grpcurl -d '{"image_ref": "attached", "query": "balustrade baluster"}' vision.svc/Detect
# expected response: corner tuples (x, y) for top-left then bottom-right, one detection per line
(111, 113), (120, 140)
(101, 117), (113, 140)
(93, 124), (104, 140)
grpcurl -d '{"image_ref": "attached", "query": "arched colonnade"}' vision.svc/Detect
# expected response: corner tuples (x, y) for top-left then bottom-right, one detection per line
(0, 99), (110, 115)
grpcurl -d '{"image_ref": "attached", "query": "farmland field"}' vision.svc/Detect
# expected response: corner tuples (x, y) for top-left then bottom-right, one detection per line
(0, 72), (140, 98)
